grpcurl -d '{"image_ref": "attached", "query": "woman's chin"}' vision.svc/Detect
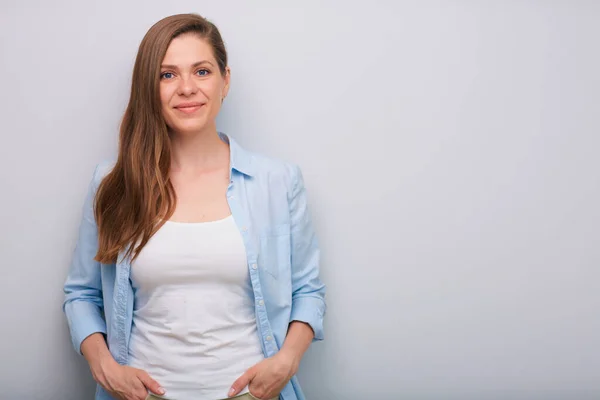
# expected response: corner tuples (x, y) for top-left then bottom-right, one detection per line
(170, 120), (211, 135)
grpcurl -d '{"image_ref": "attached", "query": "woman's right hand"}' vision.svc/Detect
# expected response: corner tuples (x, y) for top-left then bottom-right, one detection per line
(91, 358), (165, 400)
(81, 333), (165, 400)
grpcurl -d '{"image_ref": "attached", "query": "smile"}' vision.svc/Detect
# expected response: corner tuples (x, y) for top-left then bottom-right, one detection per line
(174, 103), (205, 114)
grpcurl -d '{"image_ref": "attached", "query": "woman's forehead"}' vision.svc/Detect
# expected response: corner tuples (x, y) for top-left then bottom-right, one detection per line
(162, 34), (215, 65)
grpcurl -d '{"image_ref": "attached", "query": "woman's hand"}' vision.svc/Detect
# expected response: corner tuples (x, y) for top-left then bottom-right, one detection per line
(81, 333), (165, 400)
(228, 350), (298, 400)
(90, 357), (165, 400)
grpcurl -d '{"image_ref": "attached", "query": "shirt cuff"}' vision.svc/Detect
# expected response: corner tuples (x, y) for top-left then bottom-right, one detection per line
(290, 296), (325, 341)
(64, 300), (107, 354)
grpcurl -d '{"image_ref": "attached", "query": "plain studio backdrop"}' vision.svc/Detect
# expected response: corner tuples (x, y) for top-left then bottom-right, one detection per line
(0, 1), (598, 399)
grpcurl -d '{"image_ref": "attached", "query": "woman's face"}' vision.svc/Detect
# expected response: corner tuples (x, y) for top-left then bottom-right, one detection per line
(159, 33), (230, 136)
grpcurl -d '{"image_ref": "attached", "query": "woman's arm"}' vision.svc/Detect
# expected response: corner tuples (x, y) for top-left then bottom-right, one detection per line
(287, 164), (327, 341)
(277, 321), (315, 374)
(64, 165), (164, 400)
(63, 164), (107, 354)
(228, 165), (326, 399)
(81, 332), (117, 379)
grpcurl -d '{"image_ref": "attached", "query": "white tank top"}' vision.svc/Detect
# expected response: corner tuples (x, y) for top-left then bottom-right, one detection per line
(127, 214), (265, 400)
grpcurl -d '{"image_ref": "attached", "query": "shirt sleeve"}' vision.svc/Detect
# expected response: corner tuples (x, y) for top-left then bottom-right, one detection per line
(62, 164), (107, 354)
(288, 164), (327, 341)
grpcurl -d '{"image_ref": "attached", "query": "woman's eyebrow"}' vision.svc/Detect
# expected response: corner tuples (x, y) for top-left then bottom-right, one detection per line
(160, 60), (215, 69)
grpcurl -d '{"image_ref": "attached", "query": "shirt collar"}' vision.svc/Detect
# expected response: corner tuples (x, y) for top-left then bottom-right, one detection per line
(218, 131), (255, 177)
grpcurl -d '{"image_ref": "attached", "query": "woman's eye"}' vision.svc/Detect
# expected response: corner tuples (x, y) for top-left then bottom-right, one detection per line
(196, 69), (210, 77)
(160, 72), (174, 79)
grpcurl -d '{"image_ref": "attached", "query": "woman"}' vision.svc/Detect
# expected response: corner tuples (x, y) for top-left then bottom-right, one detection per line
(63, 13), (326, 400)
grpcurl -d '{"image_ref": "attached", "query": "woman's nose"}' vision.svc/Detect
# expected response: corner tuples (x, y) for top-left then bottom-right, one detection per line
(177, 75), (198, 96)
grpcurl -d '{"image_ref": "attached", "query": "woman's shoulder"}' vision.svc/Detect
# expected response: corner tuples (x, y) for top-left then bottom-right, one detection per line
(247, 150), (303, 190)
(92, 159), (117, 185)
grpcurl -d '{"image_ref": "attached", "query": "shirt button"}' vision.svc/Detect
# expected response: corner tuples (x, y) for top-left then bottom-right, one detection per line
(258, 300), (264, 306)
(252, 263), (257, 270)
(266, 335), (272, 341)
(228, 195), (234, 199)
(241, 226), (248, 232)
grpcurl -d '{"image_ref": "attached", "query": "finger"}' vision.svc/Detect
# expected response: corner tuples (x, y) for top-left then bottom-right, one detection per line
(110, 381), (144, 400)
(134, 386), (149, 400)
(249, 376), (274, 400)
(229, 368), (256, 397)
(248, 386), (270, 400)
(248, 389), (265, 400)
(136, 370), (165, 396)
(131, 378), (150, 400)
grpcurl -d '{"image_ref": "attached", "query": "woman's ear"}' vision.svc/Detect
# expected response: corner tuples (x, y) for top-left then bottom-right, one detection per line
(222, 66), (231, 101)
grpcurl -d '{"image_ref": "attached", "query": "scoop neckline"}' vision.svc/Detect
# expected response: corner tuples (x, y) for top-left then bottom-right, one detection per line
(164, 214), (233, 225)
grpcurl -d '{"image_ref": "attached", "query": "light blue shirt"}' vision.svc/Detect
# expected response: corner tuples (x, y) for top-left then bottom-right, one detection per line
(63, 132), (326, 400)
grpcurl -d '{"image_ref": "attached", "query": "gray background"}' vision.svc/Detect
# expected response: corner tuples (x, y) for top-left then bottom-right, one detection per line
(1, 1), (599, 399)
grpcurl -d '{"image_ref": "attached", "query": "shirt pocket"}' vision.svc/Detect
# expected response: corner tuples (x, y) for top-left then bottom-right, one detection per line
(258, 223), (291, 280)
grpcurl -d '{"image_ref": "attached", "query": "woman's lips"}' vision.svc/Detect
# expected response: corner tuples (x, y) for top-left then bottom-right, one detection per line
(174, 103), (204, 114)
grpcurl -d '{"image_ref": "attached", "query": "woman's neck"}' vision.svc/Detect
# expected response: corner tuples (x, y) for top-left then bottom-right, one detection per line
(169, 128), (229, 175)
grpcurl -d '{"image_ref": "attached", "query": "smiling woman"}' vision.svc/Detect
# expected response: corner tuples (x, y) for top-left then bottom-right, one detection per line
(62, 13), (326, 400)
(159, 36), (229, 135)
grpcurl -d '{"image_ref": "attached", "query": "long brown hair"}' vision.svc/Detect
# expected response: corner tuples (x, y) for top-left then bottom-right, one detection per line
(94, 13), (228, 264)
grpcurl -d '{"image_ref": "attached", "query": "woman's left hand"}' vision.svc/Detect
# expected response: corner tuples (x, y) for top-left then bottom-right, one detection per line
(228, 350), (299, 399)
